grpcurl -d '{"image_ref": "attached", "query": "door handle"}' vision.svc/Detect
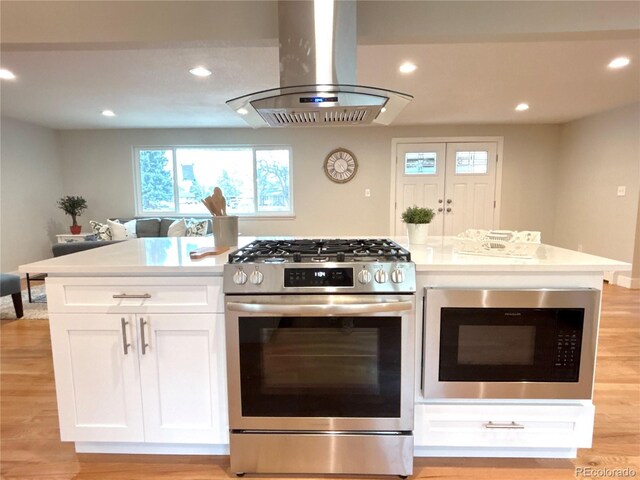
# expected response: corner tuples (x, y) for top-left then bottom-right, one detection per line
(120, 317), (130, 355)
(113, 293), (151, 299)
(139, 318), (148, 355)
(483, 421), (525, 429)
(227, 301), (414, 316)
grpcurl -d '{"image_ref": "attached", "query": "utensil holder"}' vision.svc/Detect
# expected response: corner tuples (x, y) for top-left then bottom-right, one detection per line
(213, 216), (238, 247)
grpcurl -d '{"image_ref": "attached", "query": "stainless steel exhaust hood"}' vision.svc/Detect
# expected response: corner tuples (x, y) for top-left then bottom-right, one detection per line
(226, 0), (413, 127)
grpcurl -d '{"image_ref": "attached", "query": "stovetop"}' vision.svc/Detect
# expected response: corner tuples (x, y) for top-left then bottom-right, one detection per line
(224, 239), (416, 294)
(227, 239), (411, 264)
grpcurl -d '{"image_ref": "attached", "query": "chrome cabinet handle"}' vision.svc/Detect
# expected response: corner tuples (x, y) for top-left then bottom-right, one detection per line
(483, 421), (525, 429)
(112, 293), (151, 299)
(120, 317), (130, 355)
(227, 301), (414, 316)
(140, 318), (148, 355)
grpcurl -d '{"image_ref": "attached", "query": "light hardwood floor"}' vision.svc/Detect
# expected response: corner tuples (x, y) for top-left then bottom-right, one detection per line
(1, 283), (638, 480)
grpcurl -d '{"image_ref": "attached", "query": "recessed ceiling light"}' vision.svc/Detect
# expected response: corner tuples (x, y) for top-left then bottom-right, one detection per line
(381, 107), (387, 113)
(0, 68), (16, 80)
(399, 62), (417, 74)
(608, 57), (630, 69)
(515, 103), (529, 111)
(101, 110), (116, 117)
(189, 66), (212, 77)
(237, 108), (249, 115)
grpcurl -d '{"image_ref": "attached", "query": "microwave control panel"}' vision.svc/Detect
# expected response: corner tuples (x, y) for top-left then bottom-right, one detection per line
(553, 324), (582, 380)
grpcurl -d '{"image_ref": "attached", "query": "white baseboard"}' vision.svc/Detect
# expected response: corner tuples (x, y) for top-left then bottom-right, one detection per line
(74, 442), (229, 455)
(414, 446), (577, 458)
(616, 274), (640, 289)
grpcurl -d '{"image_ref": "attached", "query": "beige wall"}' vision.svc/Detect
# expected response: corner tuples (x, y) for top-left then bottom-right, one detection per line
(554, 102), (640, 263)
(0, 116), (64, 272)
(57, 124), (561, 239)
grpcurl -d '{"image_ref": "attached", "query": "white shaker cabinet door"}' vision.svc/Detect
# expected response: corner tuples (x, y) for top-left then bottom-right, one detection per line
(137, 313), (229, 444)
(49, 314), (145, 442)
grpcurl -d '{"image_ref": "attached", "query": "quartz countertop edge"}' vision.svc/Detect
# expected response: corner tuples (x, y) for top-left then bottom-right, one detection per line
(19, 236), (631, 275)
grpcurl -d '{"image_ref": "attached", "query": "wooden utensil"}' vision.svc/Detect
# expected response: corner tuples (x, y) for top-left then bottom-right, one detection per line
(189, 246), (229, 259)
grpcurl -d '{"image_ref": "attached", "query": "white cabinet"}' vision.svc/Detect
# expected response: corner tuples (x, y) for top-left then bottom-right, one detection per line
(139, 313), (228, 444)
(50, 313), (144, 442)
(414, 403), (594, 450)
(47, 277), (228, 447)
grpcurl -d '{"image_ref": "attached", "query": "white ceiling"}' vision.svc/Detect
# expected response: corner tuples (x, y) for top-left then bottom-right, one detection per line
(1, 1), (639, 130)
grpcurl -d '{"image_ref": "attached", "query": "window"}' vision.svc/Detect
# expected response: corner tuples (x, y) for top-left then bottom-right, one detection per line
(404, 152), (437, 175)
(455, 151), (488, 174)
(135, 146), (292, 216)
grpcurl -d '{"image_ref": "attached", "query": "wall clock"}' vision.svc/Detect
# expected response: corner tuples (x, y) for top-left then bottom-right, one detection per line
(324, 148), (358, 183)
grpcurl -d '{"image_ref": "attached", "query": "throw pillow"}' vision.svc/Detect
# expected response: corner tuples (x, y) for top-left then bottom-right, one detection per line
(167, 218), (187, 237)
(186, 219), (208, 237)
(108, 219), (137, 240)
(89, 220), (112, 240)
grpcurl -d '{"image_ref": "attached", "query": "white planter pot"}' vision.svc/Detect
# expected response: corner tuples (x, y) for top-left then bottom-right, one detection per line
(406, 223), (430, 244)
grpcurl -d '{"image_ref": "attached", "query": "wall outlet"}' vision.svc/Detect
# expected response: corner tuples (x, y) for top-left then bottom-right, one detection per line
(364, 188), (371, 197)
(577, 244), (583, 252)
(617, 186), (626, 196)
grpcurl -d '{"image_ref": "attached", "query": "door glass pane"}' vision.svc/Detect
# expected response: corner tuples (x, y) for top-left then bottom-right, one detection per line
(405, 152), (436, 175)
(239, 316), (402, 417)
(458, 325), (536, 365)
(455, 151), (488, 174)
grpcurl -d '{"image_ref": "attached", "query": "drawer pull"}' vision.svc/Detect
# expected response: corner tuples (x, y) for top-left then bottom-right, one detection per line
(483, 421), (525, 430)
(120, 317), (130, 355)
(140, 318), (148, 355)
(112, 293), (152, 299)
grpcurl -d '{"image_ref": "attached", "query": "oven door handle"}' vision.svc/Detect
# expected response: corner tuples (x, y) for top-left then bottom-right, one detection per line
(226, 301), (414, 316)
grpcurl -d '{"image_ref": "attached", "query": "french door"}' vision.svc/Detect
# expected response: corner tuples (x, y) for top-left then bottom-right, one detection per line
(394, 141), (498, 236)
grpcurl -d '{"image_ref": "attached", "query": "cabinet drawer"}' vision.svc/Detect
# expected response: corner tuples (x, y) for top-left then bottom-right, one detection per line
(415, 403), (594, 449)
(47, 277), (223, 313)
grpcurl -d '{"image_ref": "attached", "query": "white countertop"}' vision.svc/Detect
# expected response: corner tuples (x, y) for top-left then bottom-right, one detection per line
(19, 236), (630, 275)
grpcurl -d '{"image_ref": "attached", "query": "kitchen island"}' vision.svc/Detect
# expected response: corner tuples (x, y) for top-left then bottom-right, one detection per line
(19, 236), (630, 459)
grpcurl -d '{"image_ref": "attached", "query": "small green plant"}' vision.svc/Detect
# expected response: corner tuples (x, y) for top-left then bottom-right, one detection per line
(401, 205), (435, 224)
(57, 195), (88, 226)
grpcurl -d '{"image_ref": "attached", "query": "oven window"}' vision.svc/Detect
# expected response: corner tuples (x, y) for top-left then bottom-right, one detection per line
(458, 325), (536, 365)
(239, 316), (402, 417)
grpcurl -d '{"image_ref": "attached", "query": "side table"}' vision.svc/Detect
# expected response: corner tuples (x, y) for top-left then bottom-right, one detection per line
(56, 234), (92, 243)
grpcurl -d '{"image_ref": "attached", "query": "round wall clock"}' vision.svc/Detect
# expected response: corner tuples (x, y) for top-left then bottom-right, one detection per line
(324, 148), (358, 183)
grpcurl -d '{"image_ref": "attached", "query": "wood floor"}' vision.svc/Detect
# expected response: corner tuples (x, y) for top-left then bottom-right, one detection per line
(1, 283), (638, 480)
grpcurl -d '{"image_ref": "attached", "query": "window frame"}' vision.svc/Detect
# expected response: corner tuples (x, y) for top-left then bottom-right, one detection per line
(133, 145), (294, 218)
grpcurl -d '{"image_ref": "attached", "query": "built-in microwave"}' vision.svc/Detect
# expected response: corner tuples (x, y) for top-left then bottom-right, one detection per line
(423, 288), (600, 400)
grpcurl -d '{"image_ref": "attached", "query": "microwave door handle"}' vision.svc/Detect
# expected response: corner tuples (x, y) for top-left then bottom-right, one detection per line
(226, 301), (414, 316)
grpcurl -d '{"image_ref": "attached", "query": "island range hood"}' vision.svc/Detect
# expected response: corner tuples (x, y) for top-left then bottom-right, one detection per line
(226, 0), (413, 127)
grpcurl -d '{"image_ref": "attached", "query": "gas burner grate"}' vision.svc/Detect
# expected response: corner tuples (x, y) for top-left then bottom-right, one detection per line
(228, 239), (411, 264)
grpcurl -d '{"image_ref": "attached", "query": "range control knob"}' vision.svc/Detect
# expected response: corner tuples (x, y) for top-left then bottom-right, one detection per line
(249, 270), (264, 285)
(391, 268), (405, 284)
(374, 269), (388, 284)
(357, 269), (372, 285)
(233, 270), (248, 285)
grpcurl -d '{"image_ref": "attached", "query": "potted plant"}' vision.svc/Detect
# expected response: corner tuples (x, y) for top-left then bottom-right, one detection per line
(401, 205), (435, 244)
(57, 195), (88, 234)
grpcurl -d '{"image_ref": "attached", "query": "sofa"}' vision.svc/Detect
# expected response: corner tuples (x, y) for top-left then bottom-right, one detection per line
(52, 217), (212, 257)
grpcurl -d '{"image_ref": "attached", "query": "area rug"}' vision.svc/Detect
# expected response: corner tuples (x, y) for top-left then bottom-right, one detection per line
(0, 285), (48, 320)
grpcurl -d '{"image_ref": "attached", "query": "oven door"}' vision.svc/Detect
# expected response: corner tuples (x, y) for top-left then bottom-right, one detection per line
(225, 294), (415, 432)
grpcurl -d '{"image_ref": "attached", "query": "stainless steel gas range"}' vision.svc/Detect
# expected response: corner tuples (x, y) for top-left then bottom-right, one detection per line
(223, 239), (416, 477)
